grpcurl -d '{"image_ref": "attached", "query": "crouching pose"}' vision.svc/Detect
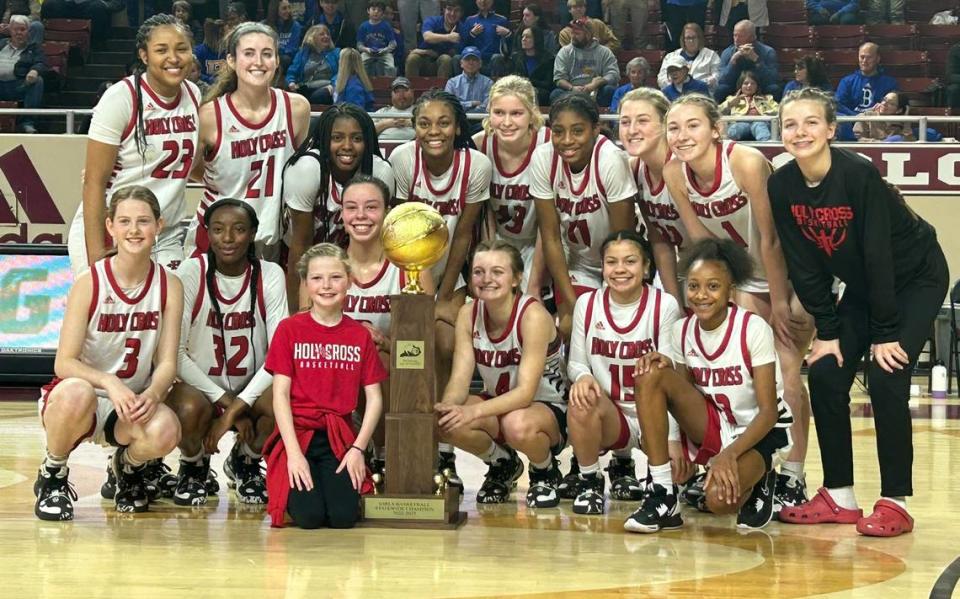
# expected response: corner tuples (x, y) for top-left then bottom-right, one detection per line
(627, 239), (793, 533)
(435, 240), (568, 508)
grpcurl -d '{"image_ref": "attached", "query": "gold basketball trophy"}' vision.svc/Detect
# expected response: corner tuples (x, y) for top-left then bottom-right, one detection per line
(361, 203), (467, 528)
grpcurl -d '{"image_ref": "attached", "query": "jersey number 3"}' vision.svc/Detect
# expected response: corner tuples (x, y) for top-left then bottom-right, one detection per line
(152, 140), (195, 179)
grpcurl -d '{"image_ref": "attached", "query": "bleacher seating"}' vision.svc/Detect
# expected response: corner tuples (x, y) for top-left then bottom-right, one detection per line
(765, 25), (817, 50)
(43, 19), (91, 63)
(916, 24), (960, 49)
(41, 41), (71, 87)
(813, 25), (864, 50)
(864, 24), (918, 50)
(767, 0), (808, 25)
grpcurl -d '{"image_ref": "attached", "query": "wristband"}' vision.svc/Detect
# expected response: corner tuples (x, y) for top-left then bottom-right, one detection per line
(349, 445), (364, 454)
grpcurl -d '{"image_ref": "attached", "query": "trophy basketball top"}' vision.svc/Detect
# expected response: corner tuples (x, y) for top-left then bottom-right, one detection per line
(381, 202), (449, 294)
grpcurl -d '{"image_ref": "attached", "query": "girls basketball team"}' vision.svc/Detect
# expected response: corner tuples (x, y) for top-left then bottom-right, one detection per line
(36, 16), (944, 538)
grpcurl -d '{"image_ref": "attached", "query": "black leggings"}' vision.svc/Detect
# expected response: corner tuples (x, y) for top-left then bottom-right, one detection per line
(287, 433), (360, 529)
(807, 244), (948, 498)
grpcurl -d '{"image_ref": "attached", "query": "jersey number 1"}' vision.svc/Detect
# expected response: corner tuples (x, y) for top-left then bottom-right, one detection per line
(608, 364), (636, 403)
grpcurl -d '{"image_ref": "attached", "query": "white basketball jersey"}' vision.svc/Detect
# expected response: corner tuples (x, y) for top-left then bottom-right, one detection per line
(84, 258), (167, 395)
(184, 255), (271, 394)
(677, 304), (791, 434)
(471, 294), (567, 406)
(200, 88), (297, 247)
(344, 259), (405, 336)
(481, 128), (550, 246)
(104, 76), (200, 230)
(633, 154), (687, 248)
(578, 286), (676, 409)
(683, 141), (766, 281)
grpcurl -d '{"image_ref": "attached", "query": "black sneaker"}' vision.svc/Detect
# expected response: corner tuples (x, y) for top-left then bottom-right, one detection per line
(204, 456), (220, 495)
(774, 472), (807, 516)
(34, 463), (78, 521)
(572, 472), (606, 515)
(142, 458), (177, 501)
(681, 471), (709, 512)
(557, 455), (580, 500)
(100, 458), (116, 499)
(173, 459), (209, 506)
(607, 456), (644, 500)
(738, 469), (777, 530)
(111, 449), (149, 513)
(525, 458), (562, 508)
(623, 484), (683, 533)
(438, 451), (463, 490)
(476, 449), (523, 504)
(226, 443), (267, 504)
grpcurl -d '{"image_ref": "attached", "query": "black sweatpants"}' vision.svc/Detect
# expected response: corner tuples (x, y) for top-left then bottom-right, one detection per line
(287, 433), (360, 529)
(807, 244), (948, 498)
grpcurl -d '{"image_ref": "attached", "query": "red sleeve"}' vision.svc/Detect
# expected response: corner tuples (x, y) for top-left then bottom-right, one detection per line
(265, 318), (294, 377)
(360, 330), (388, 386)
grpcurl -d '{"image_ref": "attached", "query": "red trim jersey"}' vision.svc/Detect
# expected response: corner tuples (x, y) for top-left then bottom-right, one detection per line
(471, 294), (567, 407)
(198, 88), (298, 248)
(632, 153), (687, 248)
(82, 257), (168, 395)
(343, 259), (405, 336)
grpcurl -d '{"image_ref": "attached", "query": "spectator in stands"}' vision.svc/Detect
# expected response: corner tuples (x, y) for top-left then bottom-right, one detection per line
(854, 90), (913, 141)
(657, 22), (720, 92)
(172, 1), (202, 44)
(556, 0), (604, 26)
(186, 54), (208, 95)
(397, 0), (439, 62)
(606, 0), (649, 50)
(720, 70), (778, 141)
(716, 20), (780, 101)
(374, 75), (416, 140)
(559, 0), (620, 52)
(0, 15), (43, 133)
(357, 0), (397, 76)
(224, 2), (248, 30)
(663, 0), (707, 52)
(836, 43), (898, 114)
(407, 0), (462, 78)
(381, 3), (405, 76)
(508, 4), (557, 57)
(509, 25), (555, 105)
(948, 41), (960, 109)
(610, 56), (651, 112)
(304, 0), (357, 49)
(718, 0), (769, 31)
(445, 45), (492, 123)
(660, 54), (710, 100)
(865, 0), (904, 24)
(264, 0), (304, 74)
(551, 17), (620, 106)
(40, 0), (111, 46)
(783, 55), (831, 95)
(194, 19), (227, 85)
(334, 47), (374, 110)
(807, 0), (860, 25)
(339, 0), (368, 31)
(462, 0), (511, 75)
(286, 23), (340, 104)
(1, 0), (42, 45)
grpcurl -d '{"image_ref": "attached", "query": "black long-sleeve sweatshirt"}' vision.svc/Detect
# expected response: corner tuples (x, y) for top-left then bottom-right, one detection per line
(768, 147), (937, 343)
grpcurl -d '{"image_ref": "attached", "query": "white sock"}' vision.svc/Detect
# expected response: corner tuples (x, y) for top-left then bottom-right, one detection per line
(239, 442), (261, 459)
(44, 452), (68, 469)
(781, 460), (804, 480)
(649, 462), (673, 494)
(438, 442), (454, 454)
(479, 442), (509, 464)
(122, 448), (146, 469)
(884, 496), (907, 510)
(826, 486), (858, 509)
(579, 460), (600, 477)
(181, 449), (204, 464)
(531, 456), (553, 470)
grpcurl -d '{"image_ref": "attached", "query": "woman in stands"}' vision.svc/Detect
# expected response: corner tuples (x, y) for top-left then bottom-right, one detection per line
(283, 103), (394, 311)
(770, 88), (948, 537)
(187, 22), (311, 262)
(436, 240), (567, 507)
(168, 198), (287, 506)
(34, 186), (183, 521)
(284, 24), (340, 105)
(662, 93), (814, 513)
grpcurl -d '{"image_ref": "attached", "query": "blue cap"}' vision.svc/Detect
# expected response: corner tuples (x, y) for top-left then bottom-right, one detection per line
(461, 46), (481, 60)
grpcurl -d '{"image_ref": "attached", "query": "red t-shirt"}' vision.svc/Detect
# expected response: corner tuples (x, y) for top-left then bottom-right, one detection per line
(265, 311), (388, 422)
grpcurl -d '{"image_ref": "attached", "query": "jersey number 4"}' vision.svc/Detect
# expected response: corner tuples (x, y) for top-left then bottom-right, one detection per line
(245, 156), (276, 200)
(152, 140), (195, 179)
(209, 335), (249, 377)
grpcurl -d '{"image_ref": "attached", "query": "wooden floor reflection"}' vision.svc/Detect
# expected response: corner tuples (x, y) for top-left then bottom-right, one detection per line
(0, 394), (958, 598)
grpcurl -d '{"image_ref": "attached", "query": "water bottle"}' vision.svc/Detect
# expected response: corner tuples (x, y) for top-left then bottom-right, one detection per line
(931, 361), (948, 400)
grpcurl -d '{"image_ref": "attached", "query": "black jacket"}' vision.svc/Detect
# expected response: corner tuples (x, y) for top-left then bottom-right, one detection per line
(510, 51), (555, 94)
(0, 38), (46, 79)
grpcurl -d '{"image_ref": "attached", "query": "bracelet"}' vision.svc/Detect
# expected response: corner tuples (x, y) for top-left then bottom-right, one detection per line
(349, 445), (364, 454)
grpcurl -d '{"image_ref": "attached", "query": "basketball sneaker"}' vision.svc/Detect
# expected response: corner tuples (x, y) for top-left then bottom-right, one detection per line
(204, 456), (220, 495)
(100, 457), (116, 499)
(438, 451), (463, 490)
(173, 459), (209, 506)
(225, 443), (267, 504)
(572, 472), (606, 515)
(681, 471), (709, 512)
(525, 458), (562, 508)
(607, 456), (644, 501)
(557, 455), (580, 500)
(623, 484), (683, 533)
(737, 469), (778, 530)
(34, 463), (78, 521)
(142, 458), (177, 501)
(476, 449), (523, 504)
(111, 449), (149, 513)
(774, 473), (808, 516)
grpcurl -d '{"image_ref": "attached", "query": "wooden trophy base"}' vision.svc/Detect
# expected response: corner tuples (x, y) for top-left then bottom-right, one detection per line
(361, 487), (467, 530)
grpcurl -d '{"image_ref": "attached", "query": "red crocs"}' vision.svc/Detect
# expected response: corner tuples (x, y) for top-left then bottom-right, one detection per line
(778, 487), (863, 524)
(856, 499), (915, 537)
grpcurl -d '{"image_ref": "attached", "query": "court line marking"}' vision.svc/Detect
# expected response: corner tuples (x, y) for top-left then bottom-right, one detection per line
(930, 555), (960, 599)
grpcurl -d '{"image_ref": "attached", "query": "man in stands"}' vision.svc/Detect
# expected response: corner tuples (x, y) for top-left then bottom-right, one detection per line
(716, 19), (780, 101)
(397, 0), (439, 61)
(835, 42), (898, 140)
(374, 76), (416, 141)
(551, 17), (620, 107)
(558, 0), (620, 52)
(0, 15), (43, 133)
(406, 0), (462, 79)
(1, 0), (43, 45)
(462, 0), (510, 75)
(445, 45), (492, 130)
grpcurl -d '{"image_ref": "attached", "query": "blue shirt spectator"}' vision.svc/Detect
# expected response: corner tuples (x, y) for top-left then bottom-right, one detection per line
(716, 20), (779, 100)
(357, 19), (396, 53)
(445, 46), (493, 112)
(806, 0), (860, 25)
(334, 75), (374, 111)
(835, 44), (898, 114)
(194, 42), (225, 84)
(661, 75), (711, 100)
(304, 0), (357, 48)
(462, 0), (510, 62)
(419, 13), (464, 55)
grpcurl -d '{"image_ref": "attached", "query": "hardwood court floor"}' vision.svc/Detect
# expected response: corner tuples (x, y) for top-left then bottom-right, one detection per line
(0, 392), (958, 598)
